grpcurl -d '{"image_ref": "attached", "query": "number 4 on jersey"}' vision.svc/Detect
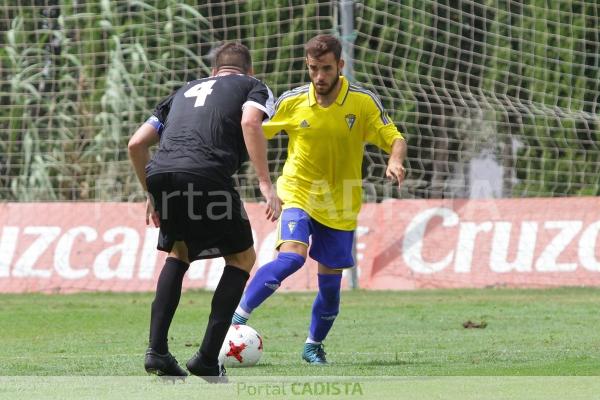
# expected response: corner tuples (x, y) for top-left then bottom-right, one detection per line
(184, 80), (216, 107)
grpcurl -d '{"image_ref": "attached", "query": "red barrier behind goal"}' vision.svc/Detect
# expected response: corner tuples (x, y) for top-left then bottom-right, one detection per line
(0, 197), (599, 293)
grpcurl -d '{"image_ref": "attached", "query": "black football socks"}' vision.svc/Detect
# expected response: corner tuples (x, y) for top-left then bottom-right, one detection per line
(198, 265), (250, 365)
(149, 257), (190, 354)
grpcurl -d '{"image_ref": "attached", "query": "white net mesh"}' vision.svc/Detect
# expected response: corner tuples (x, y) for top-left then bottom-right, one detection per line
(1, 0), (598, 202)
(354, 0), (599, 199)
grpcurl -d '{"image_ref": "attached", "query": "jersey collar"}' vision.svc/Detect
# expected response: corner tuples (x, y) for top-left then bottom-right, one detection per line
(308, 75), (350, 107)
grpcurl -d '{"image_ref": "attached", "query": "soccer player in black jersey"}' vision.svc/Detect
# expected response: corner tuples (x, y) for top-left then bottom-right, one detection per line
(128, 42), (281, 381)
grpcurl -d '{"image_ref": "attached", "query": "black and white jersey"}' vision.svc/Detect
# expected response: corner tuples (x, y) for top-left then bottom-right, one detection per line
(145, 74), (275, 184)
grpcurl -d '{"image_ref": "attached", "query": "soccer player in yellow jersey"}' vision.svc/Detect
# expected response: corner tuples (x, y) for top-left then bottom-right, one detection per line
(233, 34), (406, 364)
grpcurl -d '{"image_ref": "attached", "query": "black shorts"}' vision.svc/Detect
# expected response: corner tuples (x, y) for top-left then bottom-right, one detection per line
(146, 172), (253, 261)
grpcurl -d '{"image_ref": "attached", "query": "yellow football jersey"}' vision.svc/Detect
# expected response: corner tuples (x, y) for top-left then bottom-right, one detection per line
(263, 76), (404, 230)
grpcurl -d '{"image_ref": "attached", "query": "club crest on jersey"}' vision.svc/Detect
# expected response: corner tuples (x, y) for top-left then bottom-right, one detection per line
(345, 114), (356, 130)
(287, 221), (297, 234)
(299, 119), (310, 128)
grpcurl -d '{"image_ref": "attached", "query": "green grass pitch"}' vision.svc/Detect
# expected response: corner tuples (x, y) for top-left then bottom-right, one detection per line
(1, 287), (599, 377)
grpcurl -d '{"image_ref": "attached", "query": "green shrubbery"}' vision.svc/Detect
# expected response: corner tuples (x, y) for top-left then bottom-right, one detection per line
(1, 0), (597, 201)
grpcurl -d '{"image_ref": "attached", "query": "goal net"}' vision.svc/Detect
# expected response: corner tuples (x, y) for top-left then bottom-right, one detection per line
(1, 0), (598, 202)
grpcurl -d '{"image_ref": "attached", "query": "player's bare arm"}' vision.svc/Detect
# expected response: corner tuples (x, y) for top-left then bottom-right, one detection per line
(386, 138), (407, 186)
(128, 123), (160, 227)
(241, 105), (282, 222)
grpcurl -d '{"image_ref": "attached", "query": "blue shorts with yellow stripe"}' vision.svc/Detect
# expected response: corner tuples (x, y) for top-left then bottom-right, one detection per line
(276, 208), (355, 269)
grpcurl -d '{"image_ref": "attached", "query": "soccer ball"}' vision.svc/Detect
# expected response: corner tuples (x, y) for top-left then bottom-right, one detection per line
(218, 324), (263, 367)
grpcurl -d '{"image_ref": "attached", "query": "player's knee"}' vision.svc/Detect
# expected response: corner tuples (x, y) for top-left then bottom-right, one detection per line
(169, 241), (190, 264)
(278, 252), (305, 271)
(244, 249), (257, 267)
(279, 241), (308, 258)
(225, 247), (256, 271)
(272, 252), (305, 283)
(256, 252), (305, 290)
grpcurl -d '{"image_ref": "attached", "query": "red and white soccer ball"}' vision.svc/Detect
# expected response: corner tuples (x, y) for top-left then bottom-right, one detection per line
(218, 324), (263, 367)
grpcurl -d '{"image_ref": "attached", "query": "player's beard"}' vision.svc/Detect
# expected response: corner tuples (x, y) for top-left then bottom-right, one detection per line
(313, 72), (340, 96)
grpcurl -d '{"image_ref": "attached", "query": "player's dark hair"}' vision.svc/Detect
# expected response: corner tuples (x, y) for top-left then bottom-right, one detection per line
(212, 42), (252, 73)
(304, 34), (342, 61)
